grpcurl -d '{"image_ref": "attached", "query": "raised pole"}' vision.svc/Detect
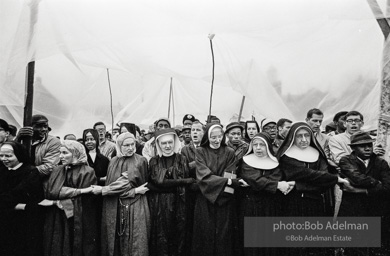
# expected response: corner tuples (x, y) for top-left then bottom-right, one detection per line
(168, 77), (172, 119)
(208, 34), (215, 123)
(237, 96), (246, 122)
(23, 61), (35, 155)
(368, 0), (390, 161)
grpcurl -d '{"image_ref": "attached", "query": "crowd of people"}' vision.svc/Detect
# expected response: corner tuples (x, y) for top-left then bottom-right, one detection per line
(0, 109), (389, 256)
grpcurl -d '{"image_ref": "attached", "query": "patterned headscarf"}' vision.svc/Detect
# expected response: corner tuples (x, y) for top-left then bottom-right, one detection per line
(62, 140), (88, 165)
(115, 132), (136, 157)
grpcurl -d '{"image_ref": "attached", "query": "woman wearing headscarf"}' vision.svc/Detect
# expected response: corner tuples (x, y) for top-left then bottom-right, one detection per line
(92, 132), (150, 256)
(237, 132), (292, 256)
(42, 140), (98, 256)
(82, 128), (109, 186)
(244, 120), (260, 143)
(276, 122), (349, 256)
(192, 124), (246, 256)
(119, 122), (144, 155)
(147, 128), (195, 256)
(0, 141), (45, 256)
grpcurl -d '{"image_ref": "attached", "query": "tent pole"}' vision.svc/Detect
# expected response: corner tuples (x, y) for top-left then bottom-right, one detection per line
(171, 81), (176, 126)
(168, 77), (172, 119)
(237, 96), (245, 122)
(23, 61), (35, 155)
(208, 34), (215, 123)
(106, 69), (114, 133)
(368, 0), (390, 161)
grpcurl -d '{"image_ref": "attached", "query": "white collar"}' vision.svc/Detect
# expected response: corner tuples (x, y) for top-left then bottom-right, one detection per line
(243, 154), (278, 170)
(9, 162), (23, 170)
(285, 145), (319, 163)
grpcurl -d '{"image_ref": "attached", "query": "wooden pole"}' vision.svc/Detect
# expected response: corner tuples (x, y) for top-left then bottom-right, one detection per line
(168, 77), (172, 118)
(106, 69), (114, 133)
(368, 0), (390, 161)
(23, 61), (35, 155)
(237, 96), (246, 122)
(208, 35), (215, 123)
(171, 82), (176, 126)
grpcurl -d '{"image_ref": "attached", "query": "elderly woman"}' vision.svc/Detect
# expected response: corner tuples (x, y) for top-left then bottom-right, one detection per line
(276, 122), (349, 256)
(237, 132), (292, 256)
(42, 140), (97, 256)
(192, 124), (247, 256)
(147, 128), (195, 256)
(0, 141), (44, 256)
(93, 132), (150, 256)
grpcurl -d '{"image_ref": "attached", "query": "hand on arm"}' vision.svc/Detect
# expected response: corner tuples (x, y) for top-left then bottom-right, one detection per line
(135, 182), (149, 194)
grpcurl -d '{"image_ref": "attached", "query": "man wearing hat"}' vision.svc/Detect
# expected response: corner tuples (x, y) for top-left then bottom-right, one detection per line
(16, 114), (61, 176)
(0, 119), (11, 145)
(181, 124), (192, 146)
(225, 121), (248, 161)
(183, 114), (196, 126)
(142, 117), (173, 162)
(261, 118), (282, 153)
(338, 131), (390, 255)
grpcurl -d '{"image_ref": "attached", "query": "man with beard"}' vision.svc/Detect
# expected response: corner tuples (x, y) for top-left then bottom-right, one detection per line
(93, 121), (116, 159)
(225, 122), (248, 162)
(16, 114), (61, 176)
(261, 118), (282, 153)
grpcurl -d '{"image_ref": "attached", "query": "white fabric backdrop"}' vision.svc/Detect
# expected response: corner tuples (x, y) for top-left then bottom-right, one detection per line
(0, 0), (387, 137)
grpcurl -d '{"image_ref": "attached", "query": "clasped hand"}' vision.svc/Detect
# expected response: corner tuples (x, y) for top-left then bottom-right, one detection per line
(277, 181), (295, 195)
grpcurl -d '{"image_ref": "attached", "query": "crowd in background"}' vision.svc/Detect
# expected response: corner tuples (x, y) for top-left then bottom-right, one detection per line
(0, 108), (389, 256)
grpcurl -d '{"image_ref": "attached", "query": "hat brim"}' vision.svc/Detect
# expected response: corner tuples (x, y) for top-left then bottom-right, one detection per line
(349, 139), (375, 146)
(225, 125), (243, 134)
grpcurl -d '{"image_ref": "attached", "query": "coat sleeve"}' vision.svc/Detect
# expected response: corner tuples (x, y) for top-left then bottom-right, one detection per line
(238, 161), (280, 193)
(339, 156), (380, 188)
(36, 137), (61, 176)
(281, 156), (337, 189)
(196, 148), (236, 204)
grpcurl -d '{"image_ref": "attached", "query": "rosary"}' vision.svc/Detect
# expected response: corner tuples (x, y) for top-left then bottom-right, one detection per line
(117, 199), (130, 236)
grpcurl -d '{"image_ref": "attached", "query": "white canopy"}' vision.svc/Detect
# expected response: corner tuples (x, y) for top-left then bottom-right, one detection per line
(0, 0), (387, 137)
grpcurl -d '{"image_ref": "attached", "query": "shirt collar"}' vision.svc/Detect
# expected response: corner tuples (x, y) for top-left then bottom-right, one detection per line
(32, 134), (47, 145)
(9, 162), (23, 170)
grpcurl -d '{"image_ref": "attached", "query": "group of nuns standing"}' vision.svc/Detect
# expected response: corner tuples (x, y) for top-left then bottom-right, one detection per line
(0, 122), (350, 256)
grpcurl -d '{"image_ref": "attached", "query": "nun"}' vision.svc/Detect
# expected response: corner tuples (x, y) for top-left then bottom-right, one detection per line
(42, 140), (98, 256)
(192, 124), (247, 256)
(237, 132), (291, 256)
(0, 141), (44, 256)
(147, 128), (195, 256)
(94, 132), (150, 256)
(276, 122), (349, 256)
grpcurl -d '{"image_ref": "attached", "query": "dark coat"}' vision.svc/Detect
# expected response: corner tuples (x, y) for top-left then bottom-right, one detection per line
(0, 164), (44, 256)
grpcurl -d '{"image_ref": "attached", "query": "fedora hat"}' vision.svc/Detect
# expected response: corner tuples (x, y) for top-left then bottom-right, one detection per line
(349, 131), (375, 146)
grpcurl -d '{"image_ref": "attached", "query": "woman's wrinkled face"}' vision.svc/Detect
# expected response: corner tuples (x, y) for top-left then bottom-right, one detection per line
(60, 146), (74, 165)
(121, 137), (136, 156)
(84, 133), (97, 151)
(252, 138), (268, 158)
(247, 123), (258, 139)
(0, 145), (20, 168)
(158, 134), (175, 156)
(294, 128), (311, 150)
(209, 127), (223, 149)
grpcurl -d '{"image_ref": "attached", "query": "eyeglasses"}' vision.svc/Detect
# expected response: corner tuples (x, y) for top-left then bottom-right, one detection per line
(263, 126), (277, 131)
(345, 119), (362, 124)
